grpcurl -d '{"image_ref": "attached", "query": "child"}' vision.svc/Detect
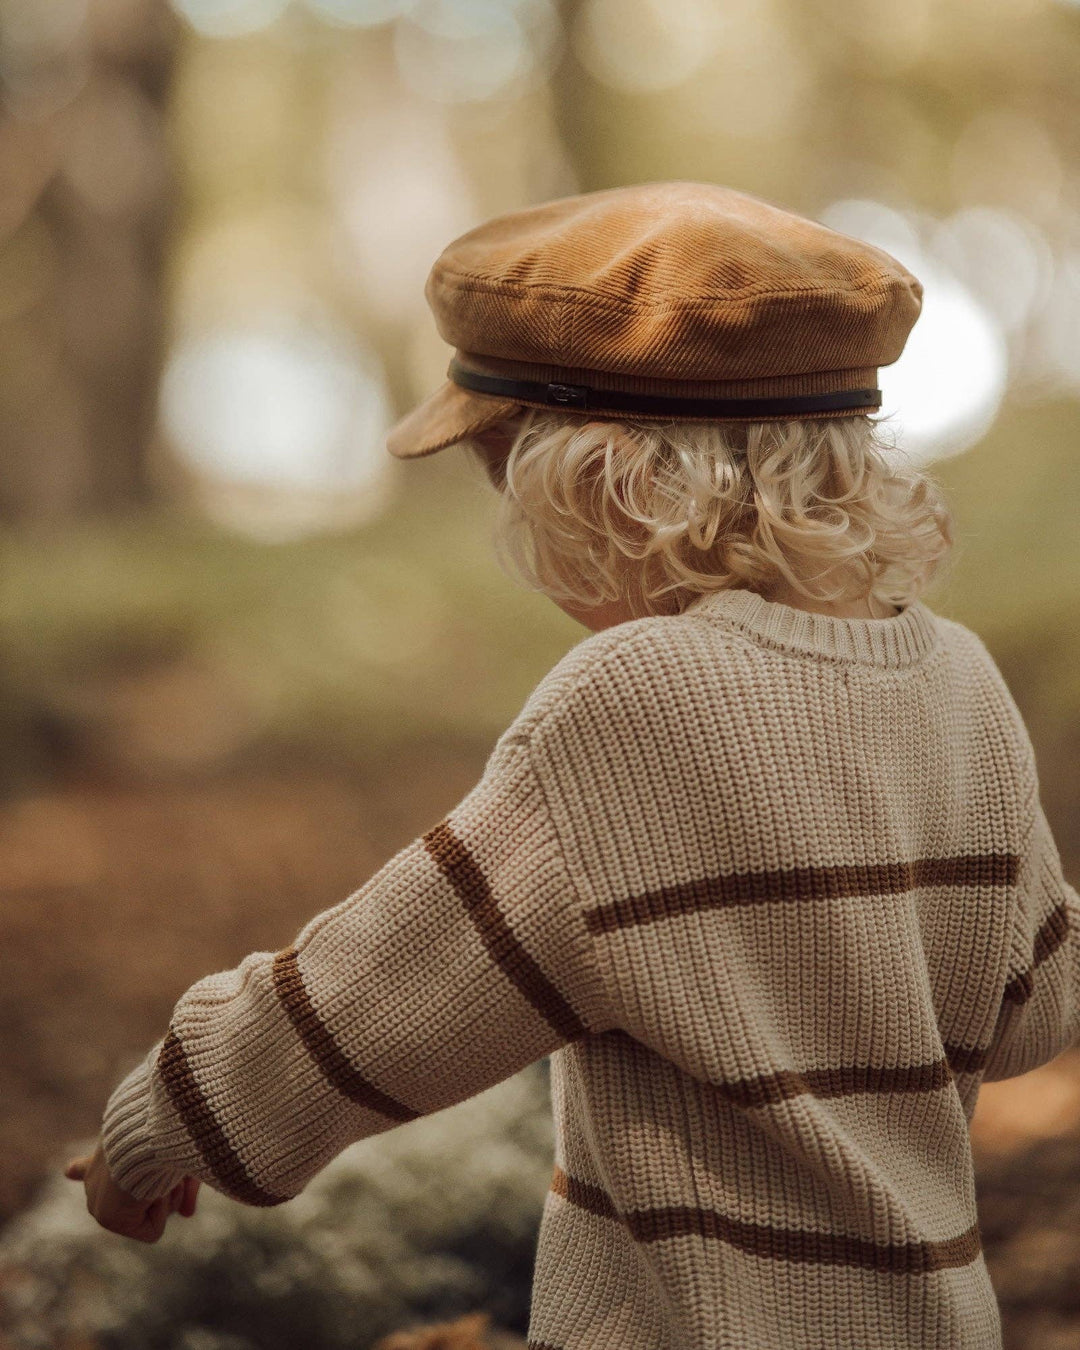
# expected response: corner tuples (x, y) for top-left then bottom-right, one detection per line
(69, 182), (1079, 1349)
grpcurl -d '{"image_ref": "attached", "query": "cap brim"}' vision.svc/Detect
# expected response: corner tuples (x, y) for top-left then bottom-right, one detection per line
(386, 379), (524, 460)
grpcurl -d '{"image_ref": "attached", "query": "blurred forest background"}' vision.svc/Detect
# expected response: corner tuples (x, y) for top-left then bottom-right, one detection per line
(1, 0), (1079, 1346)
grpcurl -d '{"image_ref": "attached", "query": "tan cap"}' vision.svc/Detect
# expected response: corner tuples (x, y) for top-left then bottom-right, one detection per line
(387, 181), (923, 460)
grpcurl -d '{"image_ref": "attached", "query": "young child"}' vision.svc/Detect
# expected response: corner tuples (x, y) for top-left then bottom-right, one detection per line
(68, 182), (1079, 1350)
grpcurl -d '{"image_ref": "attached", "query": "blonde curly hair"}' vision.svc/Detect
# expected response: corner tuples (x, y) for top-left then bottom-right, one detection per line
(464, 408), (955, 619)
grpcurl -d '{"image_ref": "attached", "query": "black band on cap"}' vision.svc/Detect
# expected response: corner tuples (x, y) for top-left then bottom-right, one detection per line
(448, 359), (881, 419)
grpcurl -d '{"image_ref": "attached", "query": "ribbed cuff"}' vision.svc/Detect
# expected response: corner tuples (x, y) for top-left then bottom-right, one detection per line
(100, 1055), (187, 1203)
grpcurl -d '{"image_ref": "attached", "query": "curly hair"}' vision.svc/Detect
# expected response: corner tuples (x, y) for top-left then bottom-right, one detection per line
(464, 407), (955, 619)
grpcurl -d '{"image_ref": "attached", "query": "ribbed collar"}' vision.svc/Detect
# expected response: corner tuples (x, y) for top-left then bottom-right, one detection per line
(681, 586), (941, 669)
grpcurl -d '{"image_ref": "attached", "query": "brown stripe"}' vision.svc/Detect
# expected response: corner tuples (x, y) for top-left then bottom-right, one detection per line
(1002, 900), (1070, 1006)
(584, 852), (1019, 935)
(551, 1161), (620, 1220)
(712, 1057), (952, 1109)
(423, 819), (588, 1042)
(272, 946), (419, 1123)
(625, 1205), (982, 1273)
(526, 1343), (565, 1350)
(603, 1029), (954, 1105)
(157, 1028), (286, 1207)
(1002, 968), (1032, 1006)
(551, 1165), (981, 1274)
(943, 1041), (988, 1075)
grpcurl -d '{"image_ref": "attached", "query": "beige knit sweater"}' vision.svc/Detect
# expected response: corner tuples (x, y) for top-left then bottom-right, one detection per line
(101, 585), (1080, 1350)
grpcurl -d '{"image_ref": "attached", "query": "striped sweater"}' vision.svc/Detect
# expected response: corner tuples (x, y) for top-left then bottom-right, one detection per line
(101, 585), (1080, 1350)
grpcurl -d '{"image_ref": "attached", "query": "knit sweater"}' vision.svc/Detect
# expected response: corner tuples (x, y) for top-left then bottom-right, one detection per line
(101, 585), (1080, 1350)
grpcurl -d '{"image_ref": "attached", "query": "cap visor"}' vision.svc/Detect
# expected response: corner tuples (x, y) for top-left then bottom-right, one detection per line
(386, 379), (523, 460)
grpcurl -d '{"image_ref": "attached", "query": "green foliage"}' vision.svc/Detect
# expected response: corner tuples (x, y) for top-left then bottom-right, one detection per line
(929, 395), (1080, 734)
(0, 461), (583, 781)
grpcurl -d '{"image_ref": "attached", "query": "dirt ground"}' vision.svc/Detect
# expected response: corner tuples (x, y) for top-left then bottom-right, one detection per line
(0, 753), (487, 1224)
(2, 767), (1079, 1348)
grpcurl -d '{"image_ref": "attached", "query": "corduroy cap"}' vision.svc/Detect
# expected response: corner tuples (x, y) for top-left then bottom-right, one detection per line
(386, 181), (923, 459)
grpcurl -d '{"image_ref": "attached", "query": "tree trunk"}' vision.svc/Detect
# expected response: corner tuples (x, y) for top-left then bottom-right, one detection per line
(0, 0), (180, 520)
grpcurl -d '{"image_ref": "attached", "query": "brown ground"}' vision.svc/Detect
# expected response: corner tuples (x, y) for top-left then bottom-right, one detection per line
(1, 768), (1079, 1348)
(0, 753), (487, 1224)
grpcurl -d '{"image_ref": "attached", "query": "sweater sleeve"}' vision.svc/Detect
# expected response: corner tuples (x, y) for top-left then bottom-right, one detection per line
(981, 791), (1080, 1082)
(99, 730), (612, 1204)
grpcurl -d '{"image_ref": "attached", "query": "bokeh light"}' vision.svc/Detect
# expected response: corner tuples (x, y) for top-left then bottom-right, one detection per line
(930, 206), (1053, 335)
(170, 0), (289, 39)
(571, 0), (725, 94)
(1031, 248), (1080, 395)
(820, 199), (1008, 465)
(160, 314), (392, 536)
(304, 0), (416, 24)
(878, 261), (1008, 465)
(392, 0), (558, 102)
(328, 105), (477, 318)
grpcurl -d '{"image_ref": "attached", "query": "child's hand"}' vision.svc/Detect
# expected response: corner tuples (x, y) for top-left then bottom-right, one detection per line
(64, 1139), (200, 1242)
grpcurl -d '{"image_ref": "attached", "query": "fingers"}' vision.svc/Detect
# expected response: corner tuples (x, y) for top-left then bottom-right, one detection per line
(92, 1204), (167, 1243)
(81, 1176), (181, 1241)
(179, 1176), (200, 1217)
(134, 1196), (170, 1244)
(65, 1145), (193, 1242)
(139, 1178), (199, 1233)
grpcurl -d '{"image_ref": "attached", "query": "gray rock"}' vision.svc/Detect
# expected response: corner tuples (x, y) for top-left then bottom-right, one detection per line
(0, 1062), (553, 1350)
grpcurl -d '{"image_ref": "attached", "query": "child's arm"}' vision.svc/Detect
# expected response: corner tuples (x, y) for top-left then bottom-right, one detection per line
(980, 790), (1080, 1081)
(98, 729), (612, 1206)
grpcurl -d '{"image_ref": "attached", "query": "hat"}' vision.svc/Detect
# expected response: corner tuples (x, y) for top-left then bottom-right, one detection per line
(386, 181), (923, 460)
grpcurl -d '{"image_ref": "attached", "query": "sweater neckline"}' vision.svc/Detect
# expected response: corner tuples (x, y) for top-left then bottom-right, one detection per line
(681, 586), (940, 669)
